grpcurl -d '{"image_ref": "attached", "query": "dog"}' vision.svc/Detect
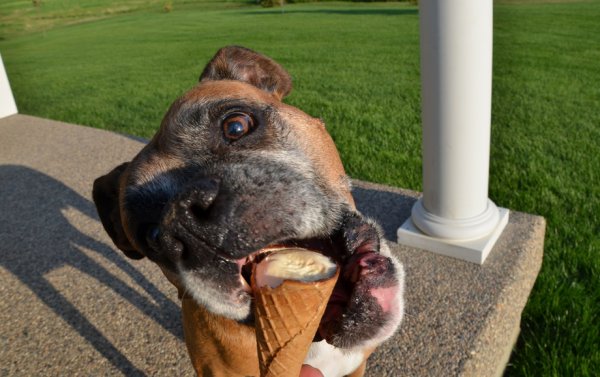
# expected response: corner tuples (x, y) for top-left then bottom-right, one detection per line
(93, 46), (404, 377)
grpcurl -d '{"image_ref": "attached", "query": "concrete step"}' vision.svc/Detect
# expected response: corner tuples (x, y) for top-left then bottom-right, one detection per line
(354, 180), (544, 377)
(0, 114), (544, 376)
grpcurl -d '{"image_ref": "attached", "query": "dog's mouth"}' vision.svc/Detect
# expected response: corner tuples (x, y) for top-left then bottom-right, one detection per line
(234, 234), (374, 343)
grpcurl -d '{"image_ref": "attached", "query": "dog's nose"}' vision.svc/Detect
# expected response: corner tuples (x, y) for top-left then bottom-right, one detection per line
(178, 177), (221, 221)
(157, 177), (221, 262)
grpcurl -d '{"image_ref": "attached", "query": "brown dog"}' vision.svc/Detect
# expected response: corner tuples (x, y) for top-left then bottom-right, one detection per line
(93, 46), (404, 377)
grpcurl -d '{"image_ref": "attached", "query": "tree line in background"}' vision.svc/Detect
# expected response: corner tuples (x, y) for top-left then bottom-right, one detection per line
(28, 0), (416, 12)
(259, 0), (417, 8)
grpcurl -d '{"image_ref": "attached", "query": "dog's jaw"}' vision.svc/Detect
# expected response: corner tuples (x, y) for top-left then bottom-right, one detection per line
(172, 211), (405, 352)
(351, 240), (405, 350)
(178, 260), (254, 320)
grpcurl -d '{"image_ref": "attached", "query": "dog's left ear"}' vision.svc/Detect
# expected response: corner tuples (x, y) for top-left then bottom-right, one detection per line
(92, 162), (144, 260)
(199, 46), (292, 100)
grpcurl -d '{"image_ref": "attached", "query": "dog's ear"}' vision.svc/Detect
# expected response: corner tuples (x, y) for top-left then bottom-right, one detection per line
(92, 162), (144, 260)
(199, 46), (292, 100)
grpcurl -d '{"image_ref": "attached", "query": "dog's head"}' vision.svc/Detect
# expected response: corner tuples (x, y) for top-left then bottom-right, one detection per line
(94, 47), (402, 350)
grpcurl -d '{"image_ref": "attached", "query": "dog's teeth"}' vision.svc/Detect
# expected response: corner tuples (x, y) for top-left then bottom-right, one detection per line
(254, 249), (337, 289)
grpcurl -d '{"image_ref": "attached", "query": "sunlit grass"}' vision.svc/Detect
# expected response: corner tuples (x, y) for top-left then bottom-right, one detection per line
(1, 1), (599, 375)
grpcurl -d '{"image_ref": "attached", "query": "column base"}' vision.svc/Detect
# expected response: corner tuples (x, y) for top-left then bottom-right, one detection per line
(397, 207), (510, 264)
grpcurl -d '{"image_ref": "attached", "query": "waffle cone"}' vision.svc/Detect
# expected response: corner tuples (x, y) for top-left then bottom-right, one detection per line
(251, 262), (339, 377)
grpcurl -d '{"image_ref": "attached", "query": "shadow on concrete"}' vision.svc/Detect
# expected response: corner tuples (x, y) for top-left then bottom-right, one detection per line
(240, 8), (418, 17)
(0, 165), (182, 376)
(352, 185), (416, 242)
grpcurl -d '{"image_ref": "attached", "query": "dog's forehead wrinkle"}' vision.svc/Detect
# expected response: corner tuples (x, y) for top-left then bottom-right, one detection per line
(184, 97), (267, 117)
(168, 122), (210, 153)
(186, 79), (280, 103)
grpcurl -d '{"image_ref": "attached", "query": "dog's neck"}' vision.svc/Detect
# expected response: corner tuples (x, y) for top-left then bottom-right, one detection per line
(181, 295), (260, 377)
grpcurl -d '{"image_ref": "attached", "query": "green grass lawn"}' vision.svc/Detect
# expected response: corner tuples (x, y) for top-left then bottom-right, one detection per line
(0, 0), (248, 39)
(1, 1), (599, 375)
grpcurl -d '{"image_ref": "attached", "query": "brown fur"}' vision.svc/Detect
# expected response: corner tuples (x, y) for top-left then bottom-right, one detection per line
(180, 293), (373, 377)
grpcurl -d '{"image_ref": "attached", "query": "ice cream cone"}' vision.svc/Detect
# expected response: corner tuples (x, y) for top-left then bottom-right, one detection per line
(251, 249), (339, 377)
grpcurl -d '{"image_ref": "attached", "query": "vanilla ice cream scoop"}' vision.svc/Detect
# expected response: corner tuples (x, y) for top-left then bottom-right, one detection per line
(254, 248), (338, 288)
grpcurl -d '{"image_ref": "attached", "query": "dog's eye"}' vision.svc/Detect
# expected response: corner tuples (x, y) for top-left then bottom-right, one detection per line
(223, 113), (255, 140)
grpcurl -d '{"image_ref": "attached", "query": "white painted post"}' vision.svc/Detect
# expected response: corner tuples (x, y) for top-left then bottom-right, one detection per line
(397, 0), (509, 264)
(0, 53), (18, 119)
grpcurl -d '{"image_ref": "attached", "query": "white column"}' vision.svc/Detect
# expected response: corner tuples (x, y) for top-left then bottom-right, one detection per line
(0, 53), (18, 119)
(397, 0), (509, 264)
